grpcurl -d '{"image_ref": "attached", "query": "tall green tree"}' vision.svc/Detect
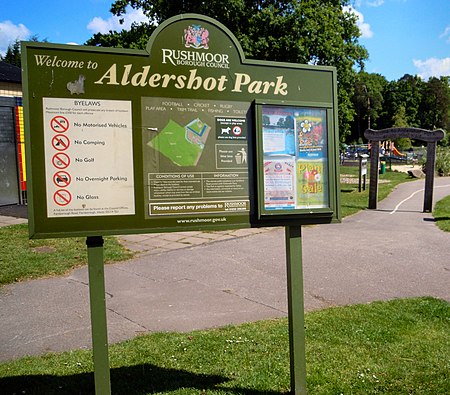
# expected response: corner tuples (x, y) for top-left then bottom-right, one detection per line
(1, 36), (47, 68)
(350, 71), (387, 142)
(1, 39), (21, 67)
(378, 74), (425, 129)
(390, 105), (412, 150)
(418, 76), (450, 132)
(87, 0), (368, 140)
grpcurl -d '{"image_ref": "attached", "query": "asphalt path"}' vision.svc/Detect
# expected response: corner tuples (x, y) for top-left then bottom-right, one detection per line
(0, 177), (449, 362)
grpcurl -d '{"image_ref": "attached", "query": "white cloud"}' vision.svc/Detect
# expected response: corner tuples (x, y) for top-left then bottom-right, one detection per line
(0, 20), (31, 55)
(413, 57), (450, 80)
(440, 25), (450, 43)
(343, 6), (373, 39)
(87, 7), (147, 34)
(367, 0), (384, 7)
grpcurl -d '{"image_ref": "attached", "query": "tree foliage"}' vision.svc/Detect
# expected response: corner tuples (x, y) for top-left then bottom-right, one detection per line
(418, 76), (450, 132)
(87, 22), (153, 49)
(349, 72), (449, 145)
(380, 74), (425, 129)
(350, 71), (388, 141)
(1, 39), (21, 67)
(87, 0), (369, 139)
(1, 36), (47, 68)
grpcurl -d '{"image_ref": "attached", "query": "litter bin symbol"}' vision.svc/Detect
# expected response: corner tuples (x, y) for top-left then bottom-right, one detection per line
(235, 148), (247, 164)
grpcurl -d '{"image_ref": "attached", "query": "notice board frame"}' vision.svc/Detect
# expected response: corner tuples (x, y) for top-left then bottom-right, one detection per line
(253, 100), (341, 226)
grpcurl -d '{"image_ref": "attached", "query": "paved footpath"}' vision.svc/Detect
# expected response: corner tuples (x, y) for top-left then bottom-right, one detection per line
(0, 177), (449, 362)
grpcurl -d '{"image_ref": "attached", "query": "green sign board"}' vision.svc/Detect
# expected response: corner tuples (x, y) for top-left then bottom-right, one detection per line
(22, 14), (340, 238)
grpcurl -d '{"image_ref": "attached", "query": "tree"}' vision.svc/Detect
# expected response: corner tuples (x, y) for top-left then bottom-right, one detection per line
(378, 74), (424, 129)
(350, 71), (387, 142)
(87, 0), (368, 140)
(418, 76), (450, 133)
(391, 105), (408, 128)
(391, 105), (412, 150)
(87, 22), (153, 49)
(1, 39), (21, 67)
(1, 35), (47, 68)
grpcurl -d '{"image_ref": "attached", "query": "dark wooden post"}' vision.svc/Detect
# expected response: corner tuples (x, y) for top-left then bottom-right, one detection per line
(423, 142), (437, 212)
(368, 141), (379, 209)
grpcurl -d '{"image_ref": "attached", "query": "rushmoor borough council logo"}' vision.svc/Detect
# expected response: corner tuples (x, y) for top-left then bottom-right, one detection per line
(184, 25), (209, 49)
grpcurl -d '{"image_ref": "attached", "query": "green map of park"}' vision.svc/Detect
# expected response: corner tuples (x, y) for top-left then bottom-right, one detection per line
(148, 118), (211, 167)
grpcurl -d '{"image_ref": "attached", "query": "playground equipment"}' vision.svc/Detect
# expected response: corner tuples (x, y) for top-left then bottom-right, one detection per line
(391, 144), (405, 157)
(379, 141), (406, 158)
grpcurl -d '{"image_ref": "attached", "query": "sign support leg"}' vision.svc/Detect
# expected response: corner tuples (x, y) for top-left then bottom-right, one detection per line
(368, 141), (380, 209)
(86, 236), (111, 395)
(285, 226), (308, 395)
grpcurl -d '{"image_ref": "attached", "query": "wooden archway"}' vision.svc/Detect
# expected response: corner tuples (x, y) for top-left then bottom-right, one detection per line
(364, 127), (445, 212)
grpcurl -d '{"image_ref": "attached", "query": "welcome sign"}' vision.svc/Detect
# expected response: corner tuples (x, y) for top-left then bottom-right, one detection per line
(22, 14), (340, 238)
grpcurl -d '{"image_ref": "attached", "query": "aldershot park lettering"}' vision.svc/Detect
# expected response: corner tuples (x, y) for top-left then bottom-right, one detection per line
(94, 64), (288, 95)
(33, 54), (289, 95)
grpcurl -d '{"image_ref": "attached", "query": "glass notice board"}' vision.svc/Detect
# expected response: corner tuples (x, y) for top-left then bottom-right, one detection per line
(255, 103), (338, 224)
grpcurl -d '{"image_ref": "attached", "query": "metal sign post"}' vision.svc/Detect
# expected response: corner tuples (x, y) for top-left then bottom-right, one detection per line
(86, 236), (111, 395)
(285, 226), (307, 395)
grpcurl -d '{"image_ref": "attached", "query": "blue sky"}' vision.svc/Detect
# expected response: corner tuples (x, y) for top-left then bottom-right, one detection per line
(1, 0), (449, 81)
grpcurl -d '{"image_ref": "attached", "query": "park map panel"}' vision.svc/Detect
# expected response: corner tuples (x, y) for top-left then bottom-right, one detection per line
(142, 97), (251, 219)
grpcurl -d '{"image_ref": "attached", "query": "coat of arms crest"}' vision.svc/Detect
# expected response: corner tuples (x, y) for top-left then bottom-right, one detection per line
(184, 25), (209, 49)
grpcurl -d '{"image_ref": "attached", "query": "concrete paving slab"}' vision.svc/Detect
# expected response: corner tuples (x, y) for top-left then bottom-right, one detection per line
(0, 215), (27, 227)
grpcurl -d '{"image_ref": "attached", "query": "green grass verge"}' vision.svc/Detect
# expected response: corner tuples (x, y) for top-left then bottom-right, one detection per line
(0, 224), (134, 285)
(0, 297), (448, 394)
(433, 194), (450, 232)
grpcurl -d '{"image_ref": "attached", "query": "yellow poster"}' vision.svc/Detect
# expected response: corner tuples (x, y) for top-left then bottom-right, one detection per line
(296, 160), (328, 208)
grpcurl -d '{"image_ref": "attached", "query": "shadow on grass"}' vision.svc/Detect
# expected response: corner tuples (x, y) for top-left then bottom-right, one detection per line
(0, 363), (285, 395)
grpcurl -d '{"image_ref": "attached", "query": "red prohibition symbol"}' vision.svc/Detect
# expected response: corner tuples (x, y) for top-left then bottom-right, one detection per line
(50, 116), (69, 133)
(232, 126), (242, 136)
(52, 152), (70, 169)
(53, 171), (71, 188)
(52, 134), (70, 151)
(53, 189), (72, 206)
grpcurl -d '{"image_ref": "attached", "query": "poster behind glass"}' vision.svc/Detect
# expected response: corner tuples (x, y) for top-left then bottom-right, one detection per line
(261, 106), (328, 211)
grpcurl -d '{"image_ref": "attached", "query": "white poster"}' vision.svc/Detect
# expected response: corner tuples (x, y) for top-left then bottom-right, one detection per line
(263, 155), (296, 210)
(43, 98), (135, 217)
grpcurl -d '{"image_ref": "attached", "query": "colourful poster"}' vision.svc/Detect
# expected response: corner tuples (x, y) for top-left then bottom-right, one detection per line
(296, 109), (327, 159)
(295, 108), (328, 208)
(263, 156), (296, 210)
(261, 106), (295, 155)
(296, 160), (328, 208)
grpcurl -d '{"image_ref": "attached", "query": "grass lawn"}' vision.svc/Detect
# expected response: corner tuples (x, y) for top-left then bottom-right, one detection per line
(433, 194), (450, 232)
(0, 224), (134, 285)
(0, 297), (448, 394)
